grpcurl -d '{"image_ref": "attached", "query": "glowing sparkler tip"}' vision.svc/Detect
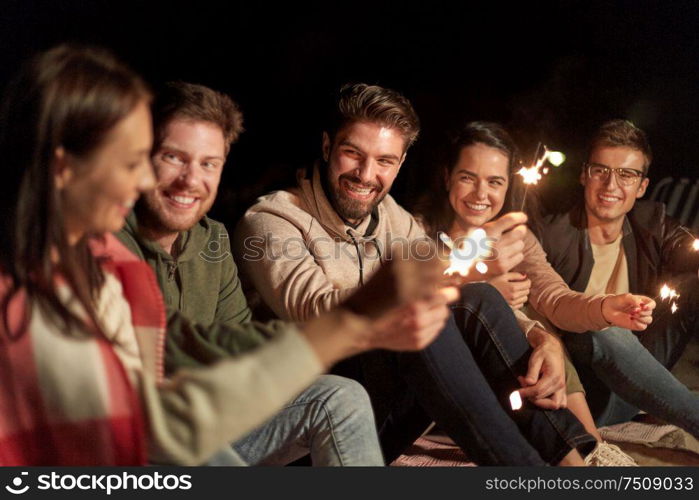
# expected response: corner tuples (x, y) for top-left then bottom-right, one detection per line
(443, 228), (490, 277)
(671, 302), (679, 314)
(693, 239), (699, 251)
(660, 284), (671, 299)
(547, 151), (566, 167)
(517, 166), (543, 185)
(509, 391), (522, 411)
(471, 228), (487, 240)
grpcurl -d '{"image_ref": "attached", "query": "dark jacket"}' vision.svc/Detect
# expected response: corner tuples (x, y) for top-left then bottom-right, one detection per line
(534, 200), (699, 296)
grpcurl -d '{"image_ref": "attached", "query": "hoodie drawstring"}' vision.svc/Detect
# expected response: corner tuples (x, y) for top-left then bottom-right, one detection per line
(346, 231), (383, 287)
(346, 230), (365, 286)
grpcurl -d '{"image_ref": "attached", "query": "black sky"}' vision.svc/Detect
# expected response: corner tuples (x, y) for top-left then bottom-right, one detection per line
(2, 0), (698, 220)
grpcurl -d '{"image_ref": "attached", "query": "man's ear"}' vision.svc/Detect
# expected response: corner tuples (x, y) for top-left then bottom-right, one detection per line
(636, 177), (649, 199)
(579, 168), (587, 187)
(321, 132), (331, 162)
(53, 146), (74, 190)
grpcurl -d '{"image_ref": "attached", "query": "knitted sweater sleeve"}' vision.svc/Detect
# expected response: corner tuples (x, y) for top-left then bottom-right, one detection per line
(99, 272), (323, 466)
(143, 325), (322, 465)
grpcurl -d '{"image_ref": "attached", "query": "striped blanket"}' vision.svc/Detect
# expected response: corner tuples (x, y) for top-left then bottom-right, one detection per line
(0, 234), (165, 465)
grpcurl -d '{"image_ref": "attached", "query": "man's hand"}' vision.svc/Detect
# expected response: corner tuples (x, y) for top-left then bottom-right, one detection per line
(340, 250), (459, 352)
(517, 327), (567, 410)
(601, 294), (656, 331)
(481, 212), (528, 276)
(368, 288), (458, 351)
(365, 253), (459, 351)
(489, 272), (531, 309)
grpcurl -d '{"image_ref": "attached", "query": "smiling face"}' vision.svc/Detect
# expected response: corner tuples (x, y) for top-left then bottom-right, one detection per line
(139, 118), (226, 237)
(322, 121), (406, 225)
(447, 143), (510, 232)
(57, 100), (155, 243)
(581, 145), (649, 226)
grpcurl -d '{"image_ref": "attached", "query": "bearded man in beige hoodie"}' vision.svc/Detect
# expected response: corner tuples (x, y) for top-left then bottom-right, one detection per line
(234, 83), (597, 465)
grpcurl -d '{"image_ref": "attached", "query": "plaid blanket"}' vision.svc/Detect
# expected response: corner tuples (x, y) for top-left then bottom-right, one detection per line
(0, 234), (165, 465)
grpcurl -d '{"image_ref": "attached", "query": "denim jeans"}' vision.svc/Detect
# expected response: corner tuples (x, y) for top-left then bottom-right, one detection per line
(358, 283), (595, 465)
(209, 374), (384, 466)
(563, 274), (699, 436)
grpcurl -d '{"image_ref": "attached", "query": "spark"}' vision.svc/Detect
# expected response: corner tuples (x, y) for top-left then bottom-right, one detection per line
(510, 391), (522, 411)
(516, 145), (566, 186)
(659, 284), (679, 301)
(547, 151), (566, 167)
(659, 284), (680, 314)
(517, 144), (566, 211)
(440, 229), (490, 277)
(678, 226), (699, 250)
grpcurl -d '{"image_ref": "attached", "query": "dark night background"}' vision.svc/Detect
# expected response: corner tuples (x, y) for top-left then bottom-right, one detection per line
(2, 0), (698, 224)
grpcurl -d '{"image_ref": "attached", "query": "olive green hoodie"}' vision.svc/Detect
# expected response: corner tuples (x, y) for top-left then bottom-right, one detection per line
(116, 211), (274, 373)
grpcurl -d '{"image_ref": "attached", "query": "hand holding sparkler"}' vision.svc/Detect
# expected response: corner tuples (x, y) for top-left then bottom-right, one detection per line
(440, 212), (528, 285)
(342, 250), (460, 352)
(601, 294), (656, 330)
(481, 212), (528, 276)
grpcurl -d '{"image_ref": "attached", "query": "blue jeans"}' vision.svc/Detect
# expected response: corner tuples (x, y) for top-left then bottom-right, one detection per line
(563, 274), (699, 436)
(209, 375), (384, 466)
(355, 283), (595, 465)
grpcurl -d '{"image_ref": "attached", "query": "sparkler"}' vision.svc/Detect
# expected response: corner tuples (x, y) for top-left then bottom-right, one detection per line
(439, 229), (490, 277)
(659, 284), (680, 314)
(517, 143), (566, 211)
(678, 226), (699, 251)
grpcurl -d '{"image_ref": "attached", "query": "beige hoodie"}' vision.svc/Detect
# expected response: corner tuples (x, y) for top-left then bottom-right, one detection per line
(234, 165), (426, 322)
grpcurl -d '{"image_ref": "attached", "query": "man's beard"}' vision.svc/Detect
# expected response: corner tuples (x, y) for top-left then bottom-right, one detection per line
(324, 172), (385, 223)
(136, 193), (203, 235)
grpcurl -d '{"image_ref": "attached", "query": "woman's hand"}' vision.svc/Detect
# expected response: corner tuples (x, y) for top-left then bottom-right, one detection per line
(489, 272), (531, 309)
(481, 212), (527, 275)
(601, 294), (656, 331)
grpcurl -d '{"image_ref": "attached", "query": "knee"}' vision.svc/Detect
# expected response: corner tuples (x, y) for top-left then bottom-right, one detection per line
(588, 327), (638, 360)
(312, 375), (373, 413)
(457, 282), (508, 311)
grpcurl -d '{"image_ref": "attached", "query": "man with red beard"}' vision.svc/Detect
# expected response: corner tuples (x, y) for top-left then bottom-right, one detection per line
(535, 120), (699, 437)
(234, 83), (598, 465)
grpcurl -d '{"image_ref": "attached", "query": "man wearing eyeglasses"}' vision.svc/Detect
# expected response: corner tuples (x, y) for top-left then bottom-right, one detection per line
(534, 119), (699, 436)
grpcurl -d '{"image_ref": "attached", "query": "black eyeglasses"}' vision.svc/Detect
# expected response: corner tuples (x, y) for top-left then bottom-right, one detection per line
(584, 163), (645, 186)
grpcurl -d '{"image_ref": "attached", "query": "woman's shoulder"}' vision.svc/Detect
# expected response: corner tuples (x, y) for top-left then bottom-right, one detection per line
(90, 233), (143, 263)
